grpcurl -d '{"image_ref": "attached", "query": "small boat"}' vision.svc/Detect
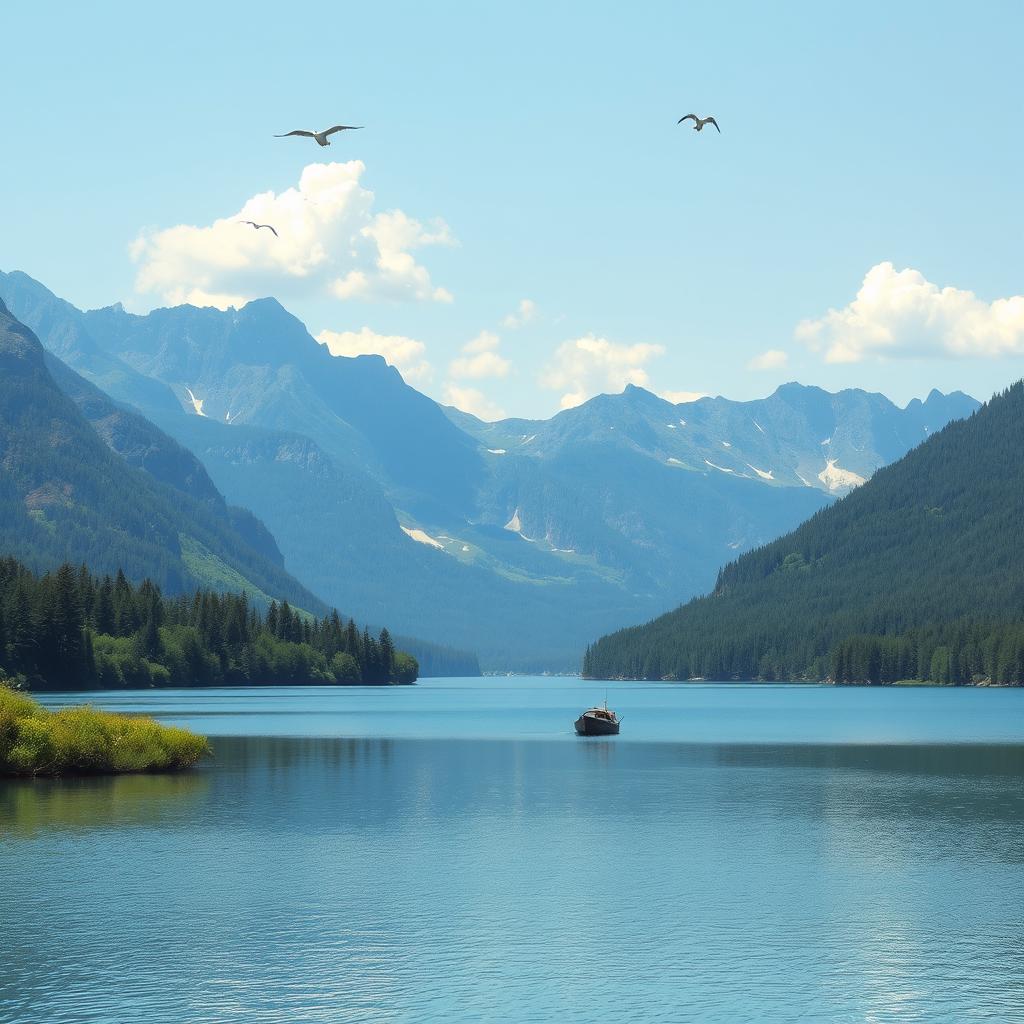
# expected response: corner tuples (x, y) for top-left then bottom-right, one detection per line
(574, 700), (620, 736)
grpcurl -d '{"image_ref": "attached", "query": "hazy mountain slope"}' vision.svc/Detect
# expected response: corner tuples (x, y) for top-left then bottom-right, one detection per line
(80, 297), (486, 518)
(138, 412), (650, 670)
(0, 300), (324, 612)
(0, 272), (980, 671)
(584, 383), (1024, 683)
(0, 271), (180, 417)
(43, 352), (285, 568)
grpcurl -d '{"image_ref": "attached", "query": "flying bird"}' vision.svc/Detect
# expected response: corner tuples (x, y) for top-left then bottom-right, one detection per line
(274, 125), (363, 147)
(239, 220), (278, 237)
(678, 114), (720, 133)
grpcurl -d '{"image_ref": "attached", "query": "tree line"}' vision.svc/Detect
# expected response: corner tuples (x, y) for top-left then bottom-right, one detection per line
(0, 556), (417, 690)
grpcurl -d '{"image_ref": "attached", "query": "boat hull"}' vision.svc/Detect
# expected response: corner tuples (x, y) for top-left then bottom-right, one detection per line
(574, 713), (620, 736)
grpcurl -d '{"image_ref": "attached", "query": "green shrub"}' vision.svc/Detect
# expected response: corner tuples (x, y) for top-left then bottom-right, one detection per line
(330, 651), (362, 684)
(0, 687), (209, 776)
(392, 652), (419, 685)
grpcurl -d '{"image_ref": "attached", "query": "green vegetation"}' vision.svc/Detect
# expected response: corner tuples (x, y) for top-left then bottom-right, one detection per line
(177, 534), (281, 610)
(585, 383), (1024, 686)
(0, 556), (418, 690)
(0, 687), (208, 776)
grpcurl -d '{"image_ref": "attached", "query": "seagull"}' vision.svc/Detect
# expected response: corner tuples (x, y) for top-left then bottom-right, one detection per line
(274, 125), (363, 147)
(238, 220), (278, 237)
(678, 114), (720, 133)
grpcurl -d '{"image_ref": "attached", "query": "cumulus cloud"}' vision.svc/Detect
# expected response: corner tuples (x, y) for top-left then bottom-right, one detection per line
(316, 327), (432, 384)
(747, 348), (789, 370)
(131, 161), (454, 310)
(443, 384), (506, 421)
(659, 390), (709, 404)
(449, 330), (511, 380)
(502, 298), (538, 329)
(797, 262), (1024, 363)
(540, 334), (665, 410)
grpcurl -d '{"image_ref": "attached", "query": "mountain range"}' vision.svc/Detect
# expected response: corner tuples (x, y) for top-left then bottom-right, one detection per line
(584, 381), (1024, 684)
(0, 270), (980, 670)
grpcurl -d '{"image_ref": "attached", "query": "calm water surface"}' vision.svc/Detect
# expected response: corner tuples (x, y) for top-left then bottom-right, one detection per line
(3, 679), (1023, 1023)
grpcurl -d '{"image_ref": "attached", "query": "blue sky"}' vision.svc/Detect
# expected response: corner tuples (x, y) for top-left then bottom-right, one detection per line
(2, 0), (1022, 418)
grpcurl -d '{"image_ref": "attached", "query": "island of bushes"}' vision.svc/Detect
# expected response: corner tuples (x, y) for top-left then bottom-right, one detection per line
(0, 687), (208, 776)
(0, 558), (418, 691)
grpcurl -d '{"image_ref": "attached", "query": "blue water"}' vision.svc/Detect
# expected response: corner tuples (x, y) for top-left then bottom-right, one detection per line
(31, 677), (1024, 745)
(3, 678), (1023, 1022)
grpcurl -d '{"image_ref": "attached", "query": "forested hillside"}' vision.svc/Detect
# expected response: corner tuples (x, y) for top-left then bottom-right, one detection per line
(585, 383), (1024, 685)
(0, 557), (417, 690)
(0, 299), (322, 612)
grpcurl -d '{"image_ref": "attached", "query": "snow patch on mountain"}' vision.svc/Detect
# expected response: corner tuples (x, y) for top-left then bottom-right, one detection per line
(486, 448), (507, 455)
(721, 441), (732, 448)
(666, 423), (677, 429)
(667, 457), (685, 466)
(704, 459), (735, 475)
(746, 464), (774, 481)
(678, 419), (687, 427)
(818, 459), (867, 492)
(185, 387), (207, 417)
(504, 509), (522, 532)
(753, 420), (765, 434)
(401, 526), (444, 549)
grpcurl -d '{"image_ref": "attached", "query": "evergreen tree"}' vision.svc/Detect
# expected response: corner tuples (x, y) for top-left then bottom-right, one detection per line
(0, 554), (419, 689)
(94, 575), (115, 635)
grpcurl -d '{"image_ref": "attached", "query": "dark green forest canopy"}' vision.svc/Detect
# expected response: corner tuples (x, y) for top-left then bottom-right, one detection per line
(0, 557), (418, 690)
(585, 381), (1024, 686)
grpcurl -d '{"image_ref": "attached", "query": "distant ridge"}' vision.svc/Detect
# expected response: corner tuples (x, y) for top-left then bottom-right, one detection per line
(585, 382), (1024, 685)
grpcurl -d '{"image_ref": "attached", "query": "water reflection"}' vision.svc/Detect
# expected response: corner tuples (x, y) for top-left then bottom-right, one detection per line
(0, 770), (208, 838)
(2, 734), (1022, 1023)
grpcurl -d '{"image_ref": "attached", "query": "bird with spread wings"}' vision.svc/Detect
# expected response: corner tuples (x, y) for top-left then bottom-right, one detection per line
(678, 114), (720, 133)
(239, 221), (279, 237)
(274, 125), (363, 147)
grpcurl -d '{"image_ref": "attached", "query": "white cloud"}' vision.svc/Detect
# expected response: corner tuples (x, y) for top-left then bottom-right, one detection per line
(660, 389), (709, 404)
(540, 334), (664, 410)
(131, 161), (454, 310)
(797, 262), (1024, 363)
(316, 327), (432, 384)
(443, 384), (506, 421)
(747, 348), (789, 370)
(463, 330), (500, 354)
(503, 298), (538, 329)
(449, 330), (511, 380)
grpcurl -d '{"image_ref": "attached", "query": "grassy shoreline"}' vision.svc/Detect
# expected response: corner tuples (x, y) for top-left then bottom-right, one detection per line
(1, 688), (209, 777)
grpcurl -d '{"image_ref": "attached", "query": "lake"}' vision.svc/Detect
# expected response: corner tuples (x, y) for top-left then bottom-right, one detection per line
(3, 679), (1023, 1022)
